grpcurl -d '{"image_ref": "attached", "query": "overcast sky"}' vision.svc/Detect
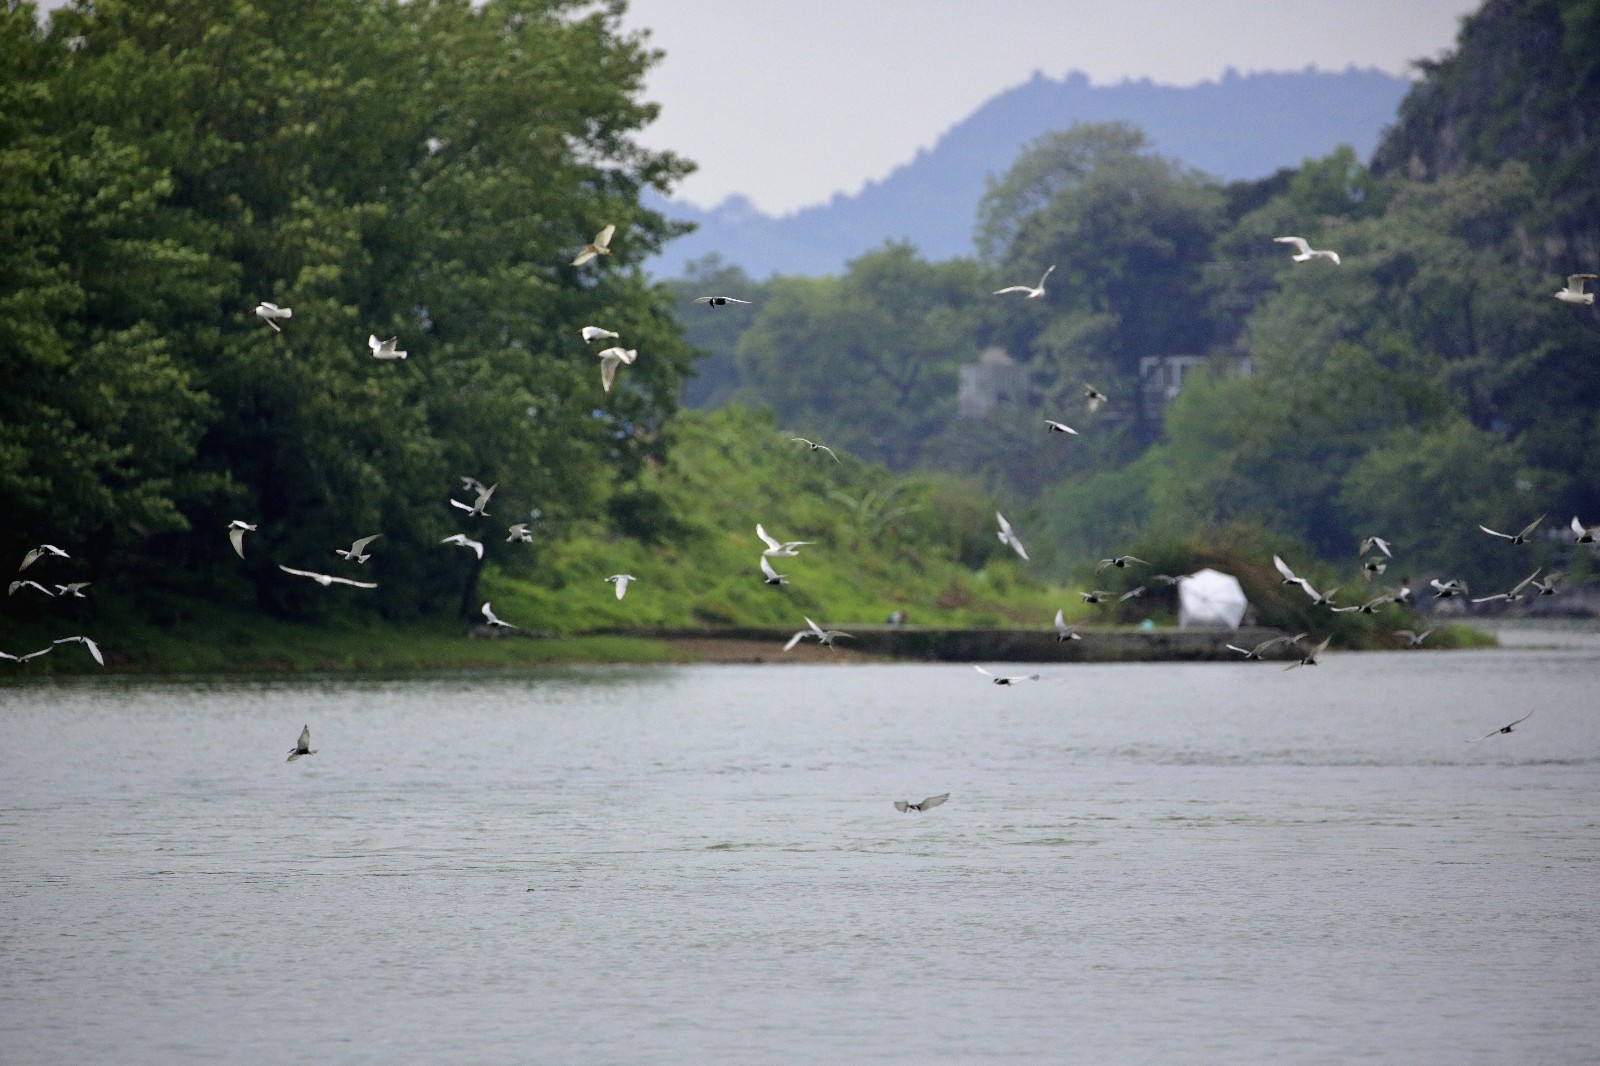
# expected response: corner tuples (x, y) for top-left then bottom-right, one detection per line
(620, 0), (1480, 215)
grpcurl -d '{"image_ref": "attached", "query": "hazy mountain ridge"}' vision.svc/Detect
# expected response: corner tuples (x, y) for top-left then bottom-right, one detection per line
(650, 67), (1411, 278)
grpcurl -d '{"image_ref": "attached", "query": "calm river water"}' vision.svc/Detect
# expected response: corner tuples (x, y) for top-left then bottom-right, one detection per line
(3, 627), (1599, 1064)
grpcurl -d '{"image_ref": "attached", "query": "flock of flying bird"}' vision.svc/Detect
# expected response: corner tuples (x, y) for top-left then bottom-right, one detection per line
(7, 223), (1594, 793)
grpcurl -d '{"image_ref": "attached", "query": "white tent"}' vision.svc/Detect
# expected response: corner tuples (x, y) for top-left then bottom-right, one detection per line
(1178, 568), (1249, 629)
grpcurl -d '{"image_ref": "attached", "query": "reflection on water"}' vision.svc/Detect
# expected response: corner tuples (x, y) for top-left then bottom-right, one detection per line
(3, 635), (1599, 1064)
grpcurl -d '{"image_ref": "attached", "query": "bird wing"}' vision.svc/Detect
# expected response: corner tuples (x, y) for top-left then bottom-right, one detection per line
(1272, 554), (1298, 583)
(1567, 273), (1597, 291)
(756, 524), (781, 551)
(1517, 514), (1546, 539)
(1275, 236), (1312, 255)
(571, 248), (597, 266)
(817, 445), (840, 462)
(760, 556), (783, 581)
(805, 616), (827, 637)
(1045, 420), (1078, 434)
(789, 437), (813, 447)
(992, 285), (1034, 296)
(350, 534), (381, 555)
(593, 224), (615, 250)
(1054, 608), (1067, 633)
(894, 800), (910, 812)
(918, 793), (950, 810)
(1478, 524), (1512, 540)
(783, 631), (809, 651)
(1008, 535), (1029, 561)
(83, 637), (104, 666)
(326, 575), (377, 588)
(1509, 568), (1543, 597)
(229, 526), (247, 558)
(1225, 645), (1252, 657)
(1037, 265), (1056, 286)
(974, 665), (995, 678)
(599, 355), (619, 392)
(278, 564), (320, 580)
(995, 512), (1013, 536)
(1118, 586), (1145, 602)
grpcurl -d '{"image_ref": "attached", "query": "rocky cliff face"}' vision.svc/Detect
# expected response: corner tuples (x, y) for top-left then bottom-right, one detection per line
(1373, 0), (1600, 277)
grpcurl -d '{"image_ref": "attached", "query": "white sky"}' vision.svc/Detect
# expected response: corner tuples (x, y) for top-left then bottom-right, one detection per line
(621, 0), (1480, 215)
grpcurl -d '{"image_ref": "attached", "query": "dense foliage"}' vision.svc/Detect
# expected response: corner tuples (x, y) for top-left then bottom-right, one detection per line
(1, 0), (695, 622)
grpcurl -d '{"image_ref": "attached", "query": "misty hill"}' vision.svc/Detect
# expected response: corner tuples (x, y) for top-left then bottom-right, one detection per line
(649, 67), (1410, 278)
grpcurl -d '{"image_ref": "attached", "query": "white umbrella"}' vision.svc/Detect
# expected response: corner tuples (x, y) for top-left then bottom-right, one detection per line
(1177, 568), (1249, 629)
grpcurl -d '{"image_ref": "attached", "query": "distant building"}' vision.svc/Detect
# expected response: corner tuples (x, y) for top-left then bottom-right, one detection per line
(1139, 353), (1252, 419)
(957, 347), (1027, 419)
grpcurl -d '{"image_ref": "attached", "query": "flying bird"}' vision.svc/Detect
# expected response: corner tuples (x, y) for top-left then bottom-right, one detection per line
(606, 574), (636, 600)
(1554, 273), (1596, 305)
(974, 665), (1040, 686)
(994, 264), (1055, 298)
(580, 326), (619, 342)
(790, 437), (840, 462)
(783, 616), (852, 651)
(1079, 590), (1114, 604)
(228, 520), (256, 559)
(1274, 236), (1340, 265)
(1395, 629), (1434, 647)
(694, 296), (752, 307)
(54, 582), (92, 598)
(1298, 582), (1340, 608)
(1096, 555), (1147, 572)
(757, 523), (813, 558)
(571, 224), (615, 266)
(1083, 384), (1108, 413)
(1532, 571), (1564, 596)
(1361, 558), (1388, 580)
(1044, 419), (1079, 435)
(595, 346), (636, 392)
(760, 556), (788, 586)
(51, 635), (104, 666)
(1053, 609), (1080, 642)
(254, 301), (292, 331)
(287, 724), (316, 762)
(1470, 568), (1544, 604)
(1479, 514), (1545, 545)
(440, 533), (484, 559)
(1359, 536), (1392, 558)
(1331, 594), (1395, 614)
(1226, 633), (1305, 660)
(1465, 711), (1533, 743)
(506, 523), (534, 543)
(1118, 586), (1146, 602)
(481, 601), (516, 628)
(0, 647), (53, 663)
(19, 544), (68, 571)
(1284, 635), (1332, 670)
(278, 564), (378, 589)
(1570, 516), (1598, 543)
(8, 580), (56, 597)
(367, 335), (407, 360)
(451, 481), (496, 518)
(995, 512), (1028, 561)
(1430, 578), (1469, 598)
(334, 534), (381, 564)
(894, 793), (949, 813)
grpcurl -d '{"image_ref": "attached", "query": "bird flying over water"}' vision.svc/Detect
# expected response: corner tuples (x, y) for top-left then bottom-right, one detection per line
(994, 264), (1055, 298)
(975, 665), (1040, 686)
(1395, 628), (1434, 647)
(19, 544), (68, 571)
(595, 346), (636, 392)
(1465, 710), (1532, 743)
(287, 724), (316, 761)
(52, 634), (104, 666)
(783, 616), (851, 651)
(790, 437), (840, 462)
(894, 793), (948, 813)
(254, 301), (292, 331)
(1479, 514), (1544, 545)
(571, 224), (615, 266)
(1226, 633), (1304, 660)
(228, 520), (256, 559)
(1274, 236), (1340, 264)
(1470, 568), (1543, 604)
(1430, 578), (1468, 599)
(757, 523), (813, 558)
(606, 574), (635, 600)
(1284, 635), (1332, 670)
(278, 564), (378, 589)
(995, 512), (1028, 561)
(440, 534), (484, 559)
(1332, 594), (1395, 614)
(334, 534), (381, 564)
(580, 326), (619, 343)
(694, 296), (752, 307)
(1554, 273), (1596, 305)
(367, 335), (407, 360)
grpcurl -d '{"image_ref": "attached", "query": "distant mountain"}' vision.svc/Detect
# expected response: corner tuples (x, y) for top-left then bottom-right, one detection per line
(648, 67), (1410, 279)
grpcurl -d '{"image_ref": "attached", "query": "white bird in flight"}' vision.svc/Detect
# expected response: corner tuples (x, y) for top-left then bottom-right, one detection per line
(1465, 710), (1532, 743)
(783, 616), (852, 651)
(254, 301), (292, 331)
(19, 544), (68, 571)
(580, 326), (619, 343)
(1284, 635), (1332, 670)
(54, 582), (92, 598)
(995, 512), (1028, 561)
(287, 724), (316, 762)
(571, 224), (615, 266)
(278, 564), (378, 589)
(1083, 384), (1108, 413)
(451, 481), (496, 518)
(1554, 273), (1596, 305)
(1079, 590), (1114, 604)
(606, 574), (636, 600)
(595, 346), (636, 392)
(52, 634), (104, 666)
(481, 601), (516, 628)
(757, 523), (813, 558)
(1395, 628), (1434, 647)
(1274, 236), (1340, 264)
(8, 580), (55, 597)
(790, 437), (840, 462)
(974, 665), (1040, 686)
(760, 556), (788, 586)
(1359, 535), (1392, 558)
(334, 534), (381, 564)
(368, 335), (407, 360)
(228, 520), (256, 559)
(1331, 594), (1395, 614)
(994, 264), (1055, 298)
(894, 793), (949, 813)
(440, 534), (484, 559)
(506, 523), (534, 543)
(0, 646), (53, 663)
(1096, 555), (1147, 572)
(694, 296), (752, 307)
(1226, 633), (1304, 660)
(1470, 568), (1543, 604)
(1569, 516), (1597, 543)
(1044, 420), (1078, 435)
(1053, 609), (1080, 642)
(1430, 578), (1469, 599)
(1479, 514), (1544, 545)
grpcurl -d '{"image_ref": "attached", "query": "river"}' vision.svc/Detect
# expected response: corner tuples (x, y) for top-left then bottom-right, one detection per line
(3, 626), (1598, 1064)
